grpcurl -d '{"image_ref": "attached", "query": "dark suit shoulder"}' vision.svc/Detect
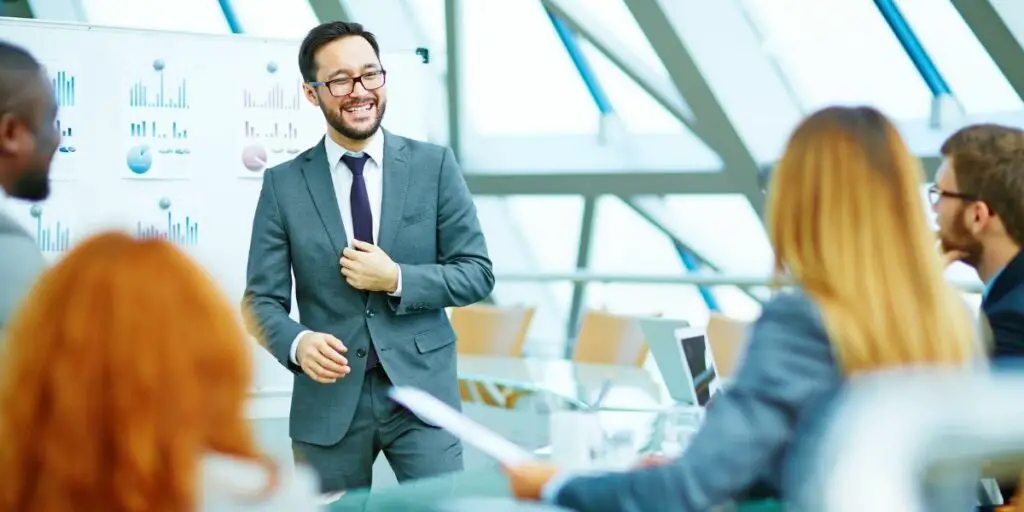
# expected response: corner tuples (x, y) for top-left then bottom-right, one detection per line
(390, 133), (448, 154)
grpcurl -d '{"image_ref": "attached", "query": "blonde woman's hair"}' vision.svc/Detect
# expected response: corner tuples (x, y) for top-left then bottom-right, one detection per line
(767, 106), (975, 374)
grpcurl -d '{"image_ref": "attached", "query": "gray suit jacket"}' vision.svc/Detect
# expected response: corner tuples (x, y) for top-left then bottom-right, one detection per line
(0, 208), (45, 331)
(555, 291), (841, 511)
(244, 132), (494, 446)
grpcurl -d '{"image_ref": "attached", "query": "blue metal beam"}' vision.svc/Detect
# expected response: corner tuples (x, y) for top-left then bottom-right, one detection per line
(676, 244), (720, 312)
(217, 0), (244, 34)
(546, 8), (613, 114)
(873, 0), (951, 97)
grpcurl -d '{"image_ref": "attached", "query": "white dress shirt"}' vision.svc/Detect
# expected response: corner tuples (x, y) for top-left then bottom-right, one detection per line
(289, 130), (402, 365)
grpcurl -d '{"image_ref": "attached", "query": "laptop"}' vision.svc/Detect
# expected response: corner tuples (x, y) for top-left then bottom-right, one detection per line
(641, 318), (720, 407)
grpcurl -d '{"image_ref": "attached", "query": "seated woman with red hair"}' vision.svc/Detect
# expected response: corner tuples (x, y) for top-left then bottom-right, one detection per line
(0, 231), (320, 511)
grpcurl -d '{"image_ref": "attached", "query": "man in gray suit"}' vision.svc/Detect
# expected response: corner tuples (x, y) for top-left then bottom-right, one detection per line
(0, 41), (57, 329)
(244, 22), (494, 493)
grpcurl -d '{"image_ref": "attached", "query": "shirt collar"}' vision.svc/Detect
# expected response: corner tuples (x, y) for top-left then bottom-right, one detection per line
(323, 129), (384, 171)
(983, 266), (1006, 300)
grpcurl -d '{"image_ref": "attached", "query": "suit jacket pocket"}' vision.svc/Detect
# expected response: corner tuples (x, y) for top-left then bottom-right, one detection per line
(414, 323), (457, 354)
(400, 210), (431, 228)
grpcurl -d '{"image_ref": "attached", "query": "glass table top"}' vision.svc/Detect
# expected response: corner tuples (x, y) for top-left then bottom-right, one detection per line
(456, 355), (675, 413)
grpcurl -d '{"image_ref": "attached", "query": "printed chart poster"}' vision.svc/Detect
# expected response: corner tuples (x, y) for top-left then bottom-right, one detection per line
(48, 64), (86, 182)
(235, 58), (324, 179)
(118, 56), (197, 180)
(6, 185), (84, 262)
(130, 193), (203, 250)
(7, 34), (97, 183)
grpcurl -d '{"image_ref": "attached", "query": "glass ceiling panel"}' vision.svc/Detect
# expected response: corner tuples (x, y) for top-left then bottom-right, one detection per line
(740, 0), (932, 120)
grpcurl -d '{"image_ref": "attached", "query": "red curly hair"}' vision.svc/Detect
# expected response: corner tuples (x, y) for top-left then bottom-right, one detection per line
(0, 231), (266, 511)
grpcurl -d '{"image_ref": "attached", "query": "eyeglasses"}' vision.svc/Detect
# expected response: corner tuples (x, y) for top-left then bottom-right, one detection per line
(309, 70), (386, 97)
(927, 186), (977, 206)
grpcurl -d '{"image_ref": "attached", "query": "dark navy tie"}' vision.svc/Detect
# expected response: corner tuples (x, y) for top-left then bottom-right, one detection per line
(341, 153), (373, 245)
(341, 153), (379, 369)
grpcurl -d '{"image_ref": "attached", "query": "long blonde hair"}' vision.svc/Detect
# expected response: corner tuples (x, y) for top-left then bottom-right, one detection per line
(767, 106), (975, 374)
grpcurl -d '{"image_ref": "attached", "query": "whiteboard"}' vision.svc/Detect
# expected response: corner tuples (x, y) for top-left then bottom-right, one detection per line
(0, 18), (437, 394)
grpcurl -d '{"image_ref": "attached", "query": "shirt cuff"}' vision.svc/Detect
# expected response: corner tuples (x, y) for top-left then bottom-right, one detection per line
(290, 330), (310, 365)
(388, 264), (402, 297)
(540, 472), (572, 504)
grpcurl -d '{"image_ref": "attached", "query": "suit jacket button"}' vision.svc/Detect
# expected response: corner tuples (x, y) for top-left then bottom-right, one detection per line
(356, 348), (366, 358)
(365, 308), (374, 318)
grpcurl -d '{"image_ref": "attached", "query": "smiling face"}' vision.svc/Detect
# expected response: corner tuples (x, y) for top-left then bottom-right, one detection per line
(303, 35), (387, 143)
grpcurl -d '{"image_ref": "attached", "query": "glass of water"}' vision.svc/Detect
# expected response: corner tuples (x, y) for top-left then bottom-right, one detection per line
(658, 405), (701, 458)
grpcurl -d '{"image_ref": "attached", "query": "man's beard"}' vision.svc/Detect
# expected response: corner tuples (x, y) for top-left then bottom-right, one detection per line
(322, 98), (386, 141)
(10, 169), (50, 201)
(940, 207), (984, 267)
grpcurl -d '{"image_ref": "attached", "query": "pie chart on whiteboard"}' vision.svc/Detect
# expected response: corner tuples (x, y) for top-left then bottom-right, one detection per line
(242, 144), (268, 172)
(126, 144), (153, 175)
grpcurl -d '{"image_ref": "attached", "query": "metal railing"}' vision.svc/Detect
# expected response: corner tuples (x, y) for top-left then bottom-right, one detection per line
(493, 271), (986, 293)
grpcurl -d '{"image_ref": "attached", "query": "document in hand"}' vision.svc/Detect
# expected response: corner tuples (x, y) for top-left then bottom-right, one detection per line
(389, 386), (537, 466)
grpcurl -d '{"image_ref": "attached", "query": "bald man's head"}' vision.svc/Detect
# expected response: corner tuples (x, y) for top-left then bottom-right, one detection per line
(0, 40), (58, 201)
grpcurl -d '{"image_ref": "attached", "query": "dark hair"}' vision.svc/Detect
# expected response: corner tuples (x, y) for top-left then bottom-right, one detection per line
(0, 40), (42, 114)
(940, 123), (1024, 246)
(298, 21), (381, 82)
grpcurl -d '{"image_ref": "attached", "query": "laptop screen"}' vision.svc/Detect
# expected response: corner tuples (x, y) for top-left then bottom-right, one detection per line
(680, 335), (716, 406)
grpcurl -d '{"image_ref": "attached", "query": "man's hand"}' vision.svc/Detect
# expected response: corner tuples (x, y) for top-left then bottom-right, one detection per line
(502, 463), (560, 501)
(296, 331), (350, 384)
(935, 235), (967, 267)
(340, 240), (399, 292)
(941, 249), (968, 267)
(634, 454), (672, 468)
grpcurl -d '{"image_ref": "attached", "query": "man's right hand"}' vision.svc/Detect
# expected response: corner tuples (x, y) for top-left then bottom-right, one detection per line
(941, 248), (968, 267)
(297, 331), (351, 384)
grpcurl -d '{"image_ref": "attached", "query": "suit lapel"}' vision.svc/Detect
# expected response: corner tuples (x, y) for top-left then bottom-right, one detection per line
(301, 137), (347, 256)
(378, 131), (410, 255)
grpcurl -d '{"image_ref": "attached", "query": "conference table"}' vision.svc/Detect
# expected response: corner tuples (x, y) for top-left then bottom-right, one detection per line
(455, 355), (674, 412)
(325, 356), (704, 511)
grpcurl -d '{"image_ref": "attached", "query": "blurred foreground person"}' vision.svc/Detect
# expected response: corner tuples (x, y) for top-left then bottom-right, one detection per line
(0, 40), (59, 330)
(0, 232), (320, 511)
(505, 106), (981, 511)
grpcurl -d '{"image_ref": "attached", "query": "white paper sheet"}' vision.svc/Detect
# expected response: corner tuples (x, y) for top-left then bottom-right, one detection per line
(389, 386), (536, 466)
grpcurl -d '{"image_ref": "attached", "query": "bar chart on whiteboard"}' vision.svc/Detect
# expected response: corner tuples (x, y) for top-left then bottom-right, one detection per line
(121, 58), (195, 180)
(236, 59), (323, 178)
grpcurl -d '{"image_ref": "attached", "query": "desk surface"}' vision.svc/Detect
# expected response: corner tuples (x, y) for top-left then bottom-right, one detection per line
(457, 356), (673, 412)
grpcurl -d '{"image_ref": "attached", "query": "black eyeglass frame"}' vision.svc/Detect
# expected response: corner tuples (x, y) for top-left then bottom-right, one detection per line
(927, 186), (978, 206)
(308, 70), (387, 98)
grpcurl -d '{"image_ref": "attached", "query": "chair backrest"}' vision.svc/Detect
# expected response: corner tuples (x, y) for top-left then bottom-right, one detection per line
(792, 370), (1024, 512)
(450, 304), (535, 357)
(706, 313), (750, 379)
(573, 309), (648, 366)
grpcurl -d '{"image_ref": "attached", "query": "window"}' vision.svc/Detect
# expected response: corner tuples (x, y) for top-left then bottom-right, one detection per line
(585, 196), (711, 326)
(662, 194), (773, 275)
(740, 0), (932, 120)
(895, 0), (1023, 115)
(459, 0), (599, 135)
(474, 196), (585, 357)
(81, 0), (230, 34)
(404, 0), (446, 59)
(584, 0), (669, 79)
(578, 40), (685, 135)
(226, 0), (318, 38)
